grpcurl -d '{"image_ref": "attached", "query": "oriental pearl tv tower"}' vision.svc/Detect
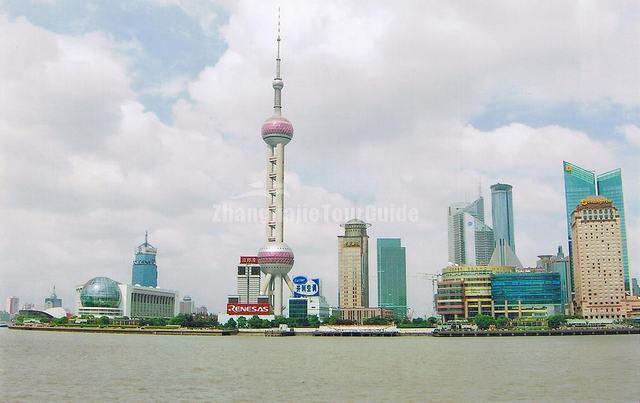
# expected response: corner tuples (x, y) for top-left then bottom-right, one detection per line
(257, 15), (295, 316)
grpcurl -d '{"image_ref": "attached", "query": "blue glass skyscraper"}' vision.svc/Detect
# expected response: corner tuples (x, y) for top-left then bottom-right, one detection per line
(596, 169), (629, 293)
(490, 183), (515, 251)
(377, 238), (407, 318)
(563, 162), (630, 292)
(131, 232), (158, 287)
(488, 183), (522, 268)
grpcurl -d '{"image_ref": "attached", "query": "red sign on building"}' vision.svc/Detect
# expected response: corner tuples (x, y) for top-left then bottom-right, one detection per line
(239, 256), (259, 264)
(226, 303), (272, 315)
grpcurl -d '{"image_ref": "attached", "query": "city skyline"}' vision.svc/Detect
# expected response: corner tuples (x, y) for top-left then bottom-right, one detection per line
(1, 2), (639, 317)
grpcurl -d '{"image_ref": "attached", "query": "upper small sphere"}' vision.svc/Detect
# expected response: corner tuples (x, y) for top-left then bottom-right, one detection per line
(258, 242), (294, 275)
(80, 277), (121, 308)
(262, 116), (293, 146)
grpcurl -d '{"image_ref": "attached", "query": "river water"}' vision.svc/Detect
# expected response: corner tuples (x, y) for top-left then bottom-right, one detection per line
(1, 329), (639, 402)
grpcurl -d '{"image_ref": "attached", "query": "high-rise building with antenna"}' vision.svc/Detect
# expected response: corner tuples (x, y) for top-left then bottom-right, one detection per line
(257, 12), (295, 316)
(132, 232), (158, 288)
(44, 286), (62, 309)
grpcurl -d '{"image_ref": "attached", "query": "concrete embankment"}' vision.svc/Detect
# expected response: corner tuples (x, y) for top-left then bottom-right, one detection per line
(9, 326), (236, 336)
(432, 328), (640, 337)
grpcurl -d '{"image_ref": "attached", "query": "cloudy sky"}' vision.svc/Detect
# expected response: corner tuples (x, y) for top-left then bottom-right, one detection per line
(1, 0), (638, 316)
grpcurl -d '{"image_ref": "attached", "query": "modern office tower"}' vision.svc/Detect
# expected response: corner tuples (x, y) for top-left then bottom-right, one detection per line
(489, 183), (522, 267)
(5, 296), (19, 315)
(563, 161), (630, 292)
(338, 219), (371, 309)
(44, 286), (62, 309)
(633, 278), (640, 297)
(377, 238), (407, 318)
(257, 22), (295, 316)
(491, 183), (515, 250)
(571, 196), (627, 319)
(179, 296), (195, 314)
(448, 197), (495, 266)
(131, 232), (158, 288)
(237, 256), (262, 303)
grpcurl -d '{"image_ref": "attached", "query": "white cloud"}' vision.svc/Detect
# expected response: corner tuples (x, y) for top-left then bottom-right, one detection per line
(621, 125), (640, 147)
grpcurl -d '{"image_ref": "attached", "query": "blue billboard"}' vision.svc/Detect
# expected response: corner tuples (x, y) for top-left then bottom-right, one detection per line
(292, 275), (320, 297)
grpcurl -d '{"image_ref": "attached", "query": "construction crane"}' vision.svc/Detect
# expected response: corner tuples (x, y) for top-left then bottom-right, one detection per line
(412, 272), (441, 317)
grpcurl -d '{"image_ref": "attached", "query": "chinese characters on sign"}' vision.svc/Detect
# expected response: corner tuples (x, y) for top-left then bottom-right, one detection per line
(292, 276), (320, 297)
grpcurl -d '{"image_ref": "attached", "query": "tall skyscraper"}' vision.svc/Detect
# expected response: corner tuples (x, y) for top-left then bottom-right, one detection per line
(563, 161), (630, 292)
(571, 196), (626, 319)
(257, 20), (295, 316)
(131, 232), (158, 287)
(489, 183), (522, 268)
(5, 296), (19, 315)
(44, 286), (62, 309)
(338, 219), (371, 309)
(490, 183), (515, 245)
(448, 197), (494, 266)
(377, 238), (407, 318)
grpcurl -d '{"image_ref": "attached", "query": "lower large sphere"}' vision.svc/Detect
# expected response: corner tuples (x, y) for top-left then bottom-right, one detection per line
(258, 242), (294, 275)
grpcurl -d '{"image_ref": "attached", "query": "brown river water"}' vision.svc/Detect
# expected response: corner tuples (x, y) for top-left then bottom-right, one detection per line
(1, 329), (638, 402)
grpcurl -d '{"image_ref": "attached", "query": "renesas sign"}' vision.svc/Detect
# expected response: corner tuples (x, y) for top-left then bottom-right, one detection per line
(292, 276), (320, 297)
(226, 303), (272, 315)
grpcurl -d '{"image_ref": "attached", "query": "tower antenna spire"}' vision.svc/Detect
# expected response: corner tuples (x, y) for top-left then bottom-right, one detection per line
(145, 230), (148, 245)
(277, 6), (281, 77)
(273, 7), (283, 115)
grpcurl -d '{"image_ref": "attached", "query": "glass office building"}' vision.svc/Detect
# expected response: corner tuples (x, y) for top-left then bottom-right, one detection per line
(490, 183), (515, 251)
(596, 169), (629, 292)
(448, 197), (495, 266)
(491, 272), (562, 305)
(132, 233), (158, 288)
(563, 162), (630, 292)
(288, 298), (308, 319)
(376, 238), (407, 318)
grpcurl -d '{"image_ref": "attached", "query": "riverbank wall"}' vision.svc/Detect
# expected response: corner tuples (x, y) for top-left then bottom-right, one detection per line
(9, 326), (236, 336)
(432, 328), (640, 337)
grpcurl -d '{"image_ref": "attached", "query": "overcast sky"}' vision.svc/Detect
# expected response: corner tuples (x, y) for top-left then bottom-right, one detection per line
(1, 0), (638, 316)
